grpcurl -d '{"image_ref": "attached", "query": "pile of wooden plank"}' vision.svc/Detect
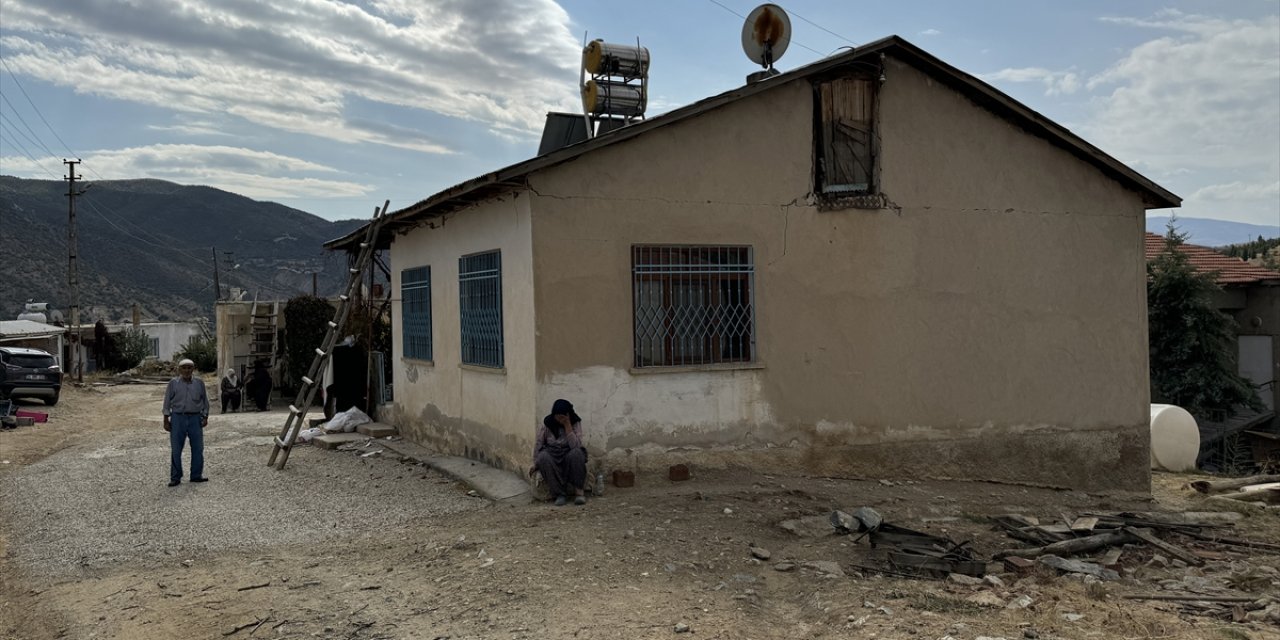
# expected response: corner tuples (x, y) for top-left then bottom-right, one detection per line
(1189, 474), (1280, 508)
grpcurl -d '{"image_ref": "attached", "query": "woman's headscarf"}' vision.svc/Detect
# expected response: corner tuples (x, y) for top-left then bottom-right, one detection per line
(543, 398), (581, 437)
(224, 368), (238, 384)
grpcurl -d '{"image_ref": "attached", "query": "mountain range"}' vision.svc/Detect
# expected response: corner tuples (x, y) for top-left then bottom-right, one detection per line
(0, 176), (366, 323)
(1145, 215), (1280, 247)
(4, 174), (1275, 324)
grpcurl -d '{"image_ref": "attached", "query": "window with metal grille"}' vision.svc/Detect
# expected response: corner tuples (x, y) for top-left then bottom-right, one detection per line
(149, 337), (160, 359)
(401, 266), (432, 361)
(458, 251), (504, 368)
(632, 245), (755, 367)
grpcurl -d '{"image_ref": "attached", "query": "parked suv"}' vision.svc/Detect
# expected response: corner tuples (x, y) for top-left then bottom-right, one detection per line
(0, 346), (62, 405)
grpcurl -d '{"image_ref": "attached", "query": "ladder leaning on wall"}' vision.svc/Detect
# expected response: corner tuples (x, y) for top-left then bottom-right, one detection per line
(247, 294), (279, 370)
(267, 200), (389, 471)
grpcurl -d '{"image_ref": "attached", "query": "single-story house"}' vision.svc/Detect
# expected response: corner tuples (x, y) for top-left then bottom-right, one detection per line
(1144, 232), (1280, 425)
(106, 322), (203, 363)
(0, 320), (66, 366)
(328, 36), (1180, 491)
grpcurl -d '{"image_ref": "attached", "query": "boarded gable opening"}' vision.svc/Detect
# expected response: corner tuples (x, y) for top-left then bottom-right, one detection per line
(816, 74), (876, 201)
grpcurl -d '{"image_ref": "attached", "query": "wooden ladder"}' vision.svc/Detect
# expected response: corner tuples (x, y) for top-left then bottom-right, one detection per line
(267, 200), (389, 470)
(249, 297), (279, 369)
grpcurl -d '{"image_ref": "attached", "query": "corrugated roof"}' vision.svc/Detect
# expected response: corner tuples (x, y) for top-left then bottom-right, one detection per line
(327, 35), (1181, 252)
(0, 320), (65, 338)
(1145, 232), (1280, 285)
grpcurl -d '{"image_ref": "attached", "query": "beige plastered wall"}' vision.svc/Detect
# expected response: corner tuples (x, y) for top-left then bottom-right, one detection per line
(527, 55), (1154, 490)
(215, 301), (254, 383)
(381, 193), (538, 473)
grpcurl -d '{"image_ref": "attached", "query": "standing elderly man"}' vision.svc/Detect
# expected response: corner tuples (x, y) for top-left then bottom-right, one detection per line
(163, 358), (210, 487)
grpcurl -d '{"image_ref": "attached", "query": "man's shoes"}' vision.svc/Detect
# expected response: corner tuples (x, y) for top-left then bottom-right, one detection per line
(191, 477), (209, 483)
(574, 495), (587, 506)
(553, 495), (567, 507)
(168, 480), (180, 487)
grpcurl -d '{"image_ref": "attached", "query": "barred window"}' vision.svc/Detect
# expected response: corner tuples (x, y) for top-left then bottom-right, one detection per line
(459, 250), (503, 368)
(402, 266), (432, 361)
(633, 245), (755, 367)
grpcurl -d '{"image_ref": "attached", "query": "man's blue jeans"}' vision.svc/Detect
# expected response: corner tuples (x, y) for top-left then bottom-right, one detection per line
(170, 414), (204, 482)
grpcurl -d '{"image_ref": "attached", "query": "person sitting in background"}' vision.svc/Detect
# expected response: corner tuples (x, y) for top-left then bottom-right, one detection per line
(246, 361), (272, 411)
(532, 399), (587, 506)
(219, 368), (242, 414)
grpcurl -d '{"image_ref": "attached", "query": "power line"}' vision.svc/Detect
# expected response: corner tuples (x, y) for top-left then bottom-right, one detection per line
(0, 111), (58, 165)
(0, 120), (60, 178)
(788, 9), (857, 46)
(0, 92), (59, 158)
(703, 0), (826, 57)
(0, 55), (107, 181)
(79, 196), (215, 267)
(79, 192), (186, 250)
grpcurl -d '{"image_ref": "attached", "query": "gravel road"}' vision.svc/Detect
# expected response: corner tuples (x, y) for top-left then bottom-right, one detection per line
(0, 405), (485, 577)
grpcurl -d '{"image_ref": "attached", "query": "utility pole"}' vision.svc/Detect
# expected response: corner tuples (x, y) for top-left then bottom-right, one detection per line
(213, 247), (221, 303)
(64, 159), (84, 383)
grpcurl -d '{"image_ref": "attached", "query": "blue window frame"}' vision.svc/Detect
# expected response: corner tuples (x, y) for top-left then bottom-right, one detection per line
(458, 250), (503, 368)
(402, 266), (432, 361)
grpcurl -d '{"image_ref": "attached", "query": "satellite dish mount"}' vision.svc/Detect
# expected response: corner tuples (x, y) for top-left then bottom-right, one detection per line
(742, 4), (791, 83)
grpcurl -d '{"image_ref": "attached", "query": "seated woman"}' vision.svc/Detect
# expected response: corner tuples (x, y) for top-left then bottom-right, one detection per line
(533, 399), (587, 506)
(219, 368), (243, 414)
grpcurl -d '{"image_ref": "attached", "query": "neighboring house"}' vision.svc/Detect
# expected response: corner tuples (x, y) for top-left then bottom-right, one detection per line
(108, 322), (203, 362)
(0, 320), (65, 367)
(327, 36), (1180, 491)
(1144, 232), (1280, 419)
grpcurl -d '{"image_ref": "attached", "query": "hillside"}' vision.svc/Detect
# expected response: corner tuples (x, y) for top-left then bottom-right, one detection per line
(0, 176), (368, 323)
(1146, 215), (1280, 247)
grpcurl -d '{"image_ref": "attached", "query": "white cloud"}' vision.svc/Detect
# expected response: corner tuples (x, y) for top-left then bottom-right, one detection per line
(0, 144), (373, 199)
(1188, 180), (1280, 203)
(919, 28), (941, 36)
(0, 0), (583, 153)
(1082, 12), (1279, 221)
(981, 67), (1082, 96)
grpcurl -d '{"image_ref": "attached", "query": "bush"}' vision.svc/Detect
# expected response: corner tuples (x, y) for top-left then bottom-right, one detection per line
(114, 328), (152, 370)
(283, 295), (334, 391)
(177, 335), (217, 372)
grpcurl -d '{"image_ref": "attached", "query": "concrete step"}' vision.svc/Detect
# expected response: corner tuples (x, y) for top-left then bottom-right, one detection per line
(312, 432), (368, 450)
(356, 422), (397, 438)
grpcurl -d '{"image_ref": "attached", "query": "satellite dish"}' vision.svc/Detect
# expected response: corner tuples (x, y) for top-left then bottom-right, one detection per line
(741, 4), (791, 70)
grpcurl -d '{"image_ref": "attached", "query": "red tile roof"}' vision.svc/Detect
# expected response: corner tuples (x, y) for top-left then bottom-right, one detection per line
(1145, 232), (1280, 285)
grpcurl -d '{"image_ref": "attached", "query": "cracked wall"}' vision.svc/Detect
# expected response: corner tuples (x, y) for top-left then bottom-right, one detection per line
(521, 56), (1153, 491)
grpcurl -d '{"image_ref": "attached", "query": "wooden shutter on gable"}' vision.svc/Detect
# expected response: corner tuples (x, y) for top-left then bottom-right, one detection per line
(819, 76), (874, 193)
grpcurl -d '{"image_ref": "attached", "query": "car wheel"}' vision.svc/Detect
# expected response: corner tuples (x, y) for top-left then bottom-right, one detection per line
(46, 393), (59, 406)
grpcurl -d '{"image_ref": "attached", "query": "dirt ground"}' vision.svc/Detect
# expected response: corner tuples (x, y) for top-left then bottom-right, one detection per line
(2, 381), (1279, 640)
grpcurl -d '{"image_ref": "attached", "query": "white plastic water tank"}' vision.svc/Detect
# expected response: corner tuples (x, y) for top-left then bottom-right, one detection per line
(1150, 404), (1200, 472)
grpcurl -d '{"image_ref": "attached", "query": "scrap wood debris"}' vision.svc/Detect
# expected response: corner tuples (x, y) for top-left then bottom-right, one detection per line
(1189, 474), (1280, 507)
(992, 510), (1280, 620)
(829, 507), (984, 579)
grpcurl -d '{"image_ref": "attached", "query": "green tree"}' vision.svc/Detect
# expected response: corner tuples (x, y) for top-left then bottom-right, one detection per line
(113, 328), (153, 370)
(1148, 225), (1263, 419)
(283, 295), (334, 394)
(177, 335), (218, 372)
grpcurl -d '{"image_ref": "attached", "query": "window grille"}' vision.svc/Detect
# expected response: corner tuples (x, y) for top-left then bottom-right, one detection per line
(459, 250), (504, 368)
(402, 266), (432, 361)
(632, 245), (755, 367)
(149, 337), (160, 359)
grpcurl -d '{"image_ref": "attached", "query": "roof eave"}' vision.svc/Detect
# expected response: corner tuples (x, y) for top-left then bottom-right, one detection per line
(325, 35), (1181, 251)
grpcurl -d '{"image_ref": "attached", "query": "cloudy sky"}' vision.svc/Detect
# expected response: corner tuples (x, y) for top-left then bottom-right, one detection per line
(1, 0), (1277, 232)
